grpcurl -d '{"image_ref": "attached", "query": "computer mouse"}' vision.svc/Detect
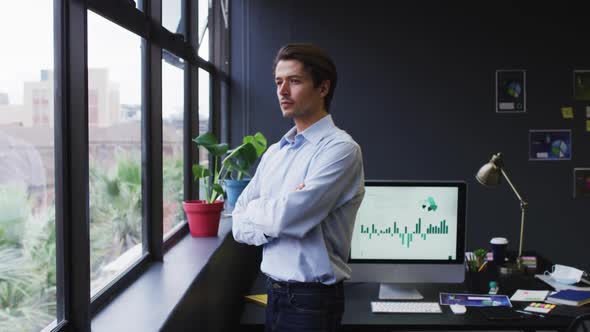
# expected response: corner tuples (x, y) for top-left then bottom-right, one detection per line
(449, 304), (467, 315)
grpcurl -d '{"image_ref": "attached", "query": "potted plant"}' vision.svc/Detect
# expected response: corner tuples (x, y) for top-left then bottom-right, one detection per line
(221, 132), (267, 207)
(182, 131), (266, 237)
(182, 132), (228, 237)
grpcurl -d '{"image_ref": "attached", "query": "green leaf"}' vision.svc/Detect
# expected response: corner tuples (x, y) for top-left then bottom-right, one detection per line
(209, 143), (229, 156)
(236, 143), (258, 167)
(223, 158), (240, 172)
(117, 158), (141, 185)
(237, 170), (251, 180)
(223, 143), (258, 179)
(106, 179), (120, 197)
(211, 183), (225, 198)
(474, 248), (487, 258)
(193, 132), (229, 156)
(243, 132), (267, 157)
(192, 164), (210, 181)
(193, 132), (218, 146)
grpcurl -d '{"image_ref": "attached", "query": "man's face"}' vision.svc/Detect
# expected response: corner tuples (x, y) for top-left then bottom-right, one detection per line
(274, 59), (327, 119)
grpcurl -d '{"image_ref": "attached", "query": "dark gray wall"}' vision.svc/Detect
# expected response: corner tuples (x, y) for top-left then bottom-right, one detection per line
(230, 1), (590, 271)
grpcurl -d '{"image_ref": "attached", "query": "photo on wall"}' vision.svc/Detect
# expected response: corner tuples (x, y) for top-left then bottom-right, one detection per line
(573, 70), (590, 101)
(529, 129), (571, 161)
(573, 168), (590, 198)
(496, 70), (526, 113)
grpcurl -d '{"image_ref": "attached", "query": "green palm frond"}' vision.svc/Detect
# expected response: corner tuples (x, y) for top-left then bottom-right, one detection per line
(0, 247), (36, 284)
(0, 185), (30, 246)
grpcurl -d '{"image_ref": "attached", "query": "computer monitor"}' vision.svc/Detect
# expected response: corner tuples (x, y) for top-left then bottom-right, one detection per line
(348, 180), (467, 300)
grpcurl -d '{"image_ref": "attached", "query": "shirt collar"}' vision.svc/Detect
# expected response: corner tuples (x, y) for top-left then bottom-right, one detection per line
(279, 127), (298, 149)
(279, 115), (335, 149)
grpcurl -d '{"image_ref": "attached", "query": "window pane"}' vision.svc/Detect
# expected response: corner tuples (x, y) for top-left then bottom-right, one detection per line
(162, 56), (185, 237)
(88, 11), (143, 297)
(198, 27), (210, 61)
(198, 69), (210, 200)
(163, 0), (183, 35)
(0, 1), (56, 330)
(198, 0), (210, 61)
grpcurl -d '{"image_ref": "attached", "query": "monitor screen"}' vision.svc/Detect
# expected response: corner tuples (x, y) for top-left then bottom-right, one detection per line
(348, 180), (467, 292)
(350, 181), (465, 263)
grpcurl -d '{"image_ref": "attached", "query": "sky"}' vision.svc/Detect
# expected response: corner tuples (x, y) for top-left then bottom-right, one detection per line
(0, 0), (210, 119)
(0, 1), (53, 104)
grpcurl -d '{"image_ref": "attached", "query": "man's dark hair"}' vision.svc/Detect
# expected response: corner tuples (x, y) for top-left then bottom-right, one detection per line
(272, 43), (338, 112)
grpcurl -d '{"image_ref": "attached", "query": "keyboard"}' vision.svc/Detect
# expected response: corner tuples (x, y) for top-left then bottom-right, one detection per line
(371, 301), (442, 313)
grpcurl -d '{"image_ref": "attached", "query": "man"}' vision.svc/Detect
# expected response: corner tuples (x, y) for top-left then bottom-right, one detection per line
(232, 43), (365, 332)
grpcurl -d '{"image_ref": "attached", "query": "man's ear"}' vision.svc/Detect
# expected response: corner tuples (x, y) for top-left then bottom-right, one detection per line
(319, 80), (330, 98)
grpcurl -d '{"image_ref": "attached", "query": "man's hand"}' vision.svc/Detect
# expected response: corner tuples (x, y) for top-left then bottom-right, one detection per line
(295, 183), (305, 191)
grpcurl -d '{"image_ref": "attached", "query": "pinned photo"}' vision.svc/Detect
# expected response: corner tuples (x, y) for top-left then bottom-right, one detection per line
(529, 130), (571, 161)
(573, 168), (590, 198)
(574, 70), (590, 101)
(496, 70), (526, 113)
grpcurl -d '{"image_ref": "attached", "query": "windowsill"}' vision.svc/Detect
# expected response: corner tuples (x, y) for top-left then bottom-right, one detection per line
(91, 229), (227, 332)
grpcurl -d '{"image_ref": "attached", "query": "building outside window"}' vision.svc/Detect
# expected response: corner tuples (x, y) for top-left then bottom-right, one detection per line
(0, 1), (56, 330)
(87, 10), (143, 297)
(162, 57), (185, 237)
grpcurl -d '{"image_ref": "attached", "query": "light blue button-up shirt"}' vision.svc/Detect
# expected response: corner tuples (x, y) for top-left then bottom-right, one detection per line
(232, 115), (365, 284)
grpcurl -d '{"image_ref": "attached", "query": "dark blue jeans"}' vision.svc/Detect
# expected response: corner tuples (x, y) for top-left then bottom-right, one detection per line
(265, 277), (345, 332)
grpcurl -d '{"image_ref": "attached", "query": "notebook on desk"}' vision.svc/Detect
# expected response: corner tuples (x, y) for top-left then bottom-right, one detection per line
(546, 289), (590, 306)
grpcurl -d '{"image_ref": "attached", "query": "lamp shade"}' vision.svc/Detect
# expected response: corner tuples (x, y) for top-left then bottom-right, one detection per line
(475, 153), (503, 186)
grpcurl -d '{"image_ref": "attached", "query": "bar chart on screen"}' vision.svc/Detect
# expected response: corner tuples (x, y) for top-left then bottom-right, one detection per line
(351, 187), (458, 260)
(359, 218), (450, 248)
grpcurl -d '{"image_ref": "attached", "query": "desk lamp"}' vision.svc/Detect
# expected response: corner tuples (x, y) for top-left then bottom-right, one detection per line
(476, 152), (527, 274)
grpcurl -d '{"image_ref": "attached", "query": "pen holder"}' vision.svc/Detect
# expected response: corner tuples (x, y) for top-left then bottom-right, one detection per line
(465, 271), (488, 293)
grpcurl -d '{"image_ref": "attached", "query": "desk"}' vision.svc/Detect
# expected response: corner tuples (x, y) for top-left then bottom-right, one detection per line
(240, 264), (590, 331)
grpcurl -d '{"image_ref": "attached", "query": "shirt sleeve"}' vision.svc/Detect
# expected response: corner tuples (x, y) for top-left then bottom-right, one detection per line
(232, 150), (272, 246)
(246, 141), (363, 239)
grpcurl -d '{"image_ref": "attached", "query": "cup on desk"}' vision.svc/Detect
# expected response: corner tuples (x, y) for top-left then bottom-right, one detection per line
(490, 237), (508, 266)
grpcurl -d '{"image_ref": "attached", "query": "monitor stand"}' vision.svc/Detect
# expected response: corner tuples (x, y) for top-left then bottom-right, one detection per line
(379, 283), (424, 300)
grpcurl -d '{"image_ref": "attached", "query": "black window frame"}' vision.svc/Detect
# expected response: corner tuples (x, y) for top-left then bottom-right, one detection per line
(53, 0), (230, 330)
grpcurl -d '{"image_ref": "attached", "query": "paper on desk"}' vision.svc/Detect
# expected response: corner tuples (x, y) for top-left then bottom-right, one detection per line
(510, 289), (549, 302)
(244, 294), (267, 306)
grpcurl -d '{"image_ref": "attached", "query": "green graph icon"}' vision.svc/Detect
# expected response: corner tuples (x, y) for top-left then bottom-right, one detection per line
(421, 197), (438, 212)
(359, 218), (448, 248)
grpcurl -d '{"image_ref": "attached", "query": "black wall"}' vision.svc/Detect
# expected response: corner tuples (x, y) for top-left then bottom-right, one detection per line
(230, 1), (590, 271)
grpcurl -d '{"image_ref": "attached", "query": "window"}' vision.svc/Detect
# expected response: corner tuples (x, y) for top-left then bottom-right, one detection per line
(162, 56), (185, 238)
(198, 68), (211, 200)
(89, 89), (99, 125)
(32, 88), (50, 126)
(0, 1), (56, 331)
(198, 0), (211, 61)
(163, 0), (183, 36)
(87, 11), (143, 297)
(27, 0), (231, 329)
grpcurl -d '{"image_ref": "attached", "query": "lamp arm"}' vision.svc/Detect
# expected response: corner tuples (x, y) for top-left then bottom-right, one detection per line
(518, 206), (526, 259)
(500, 168), (528, 260)
(500, 169), (527, 205)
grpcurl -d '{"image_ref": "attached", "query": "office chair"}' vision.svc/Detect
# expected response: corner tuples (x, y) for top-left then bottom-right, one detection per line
(566, 313), (590, 332)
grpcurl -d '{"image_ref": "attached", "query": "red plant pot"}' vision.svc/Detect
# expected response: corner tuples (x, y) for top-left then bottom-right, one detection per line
(182, 200), (224, 237)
